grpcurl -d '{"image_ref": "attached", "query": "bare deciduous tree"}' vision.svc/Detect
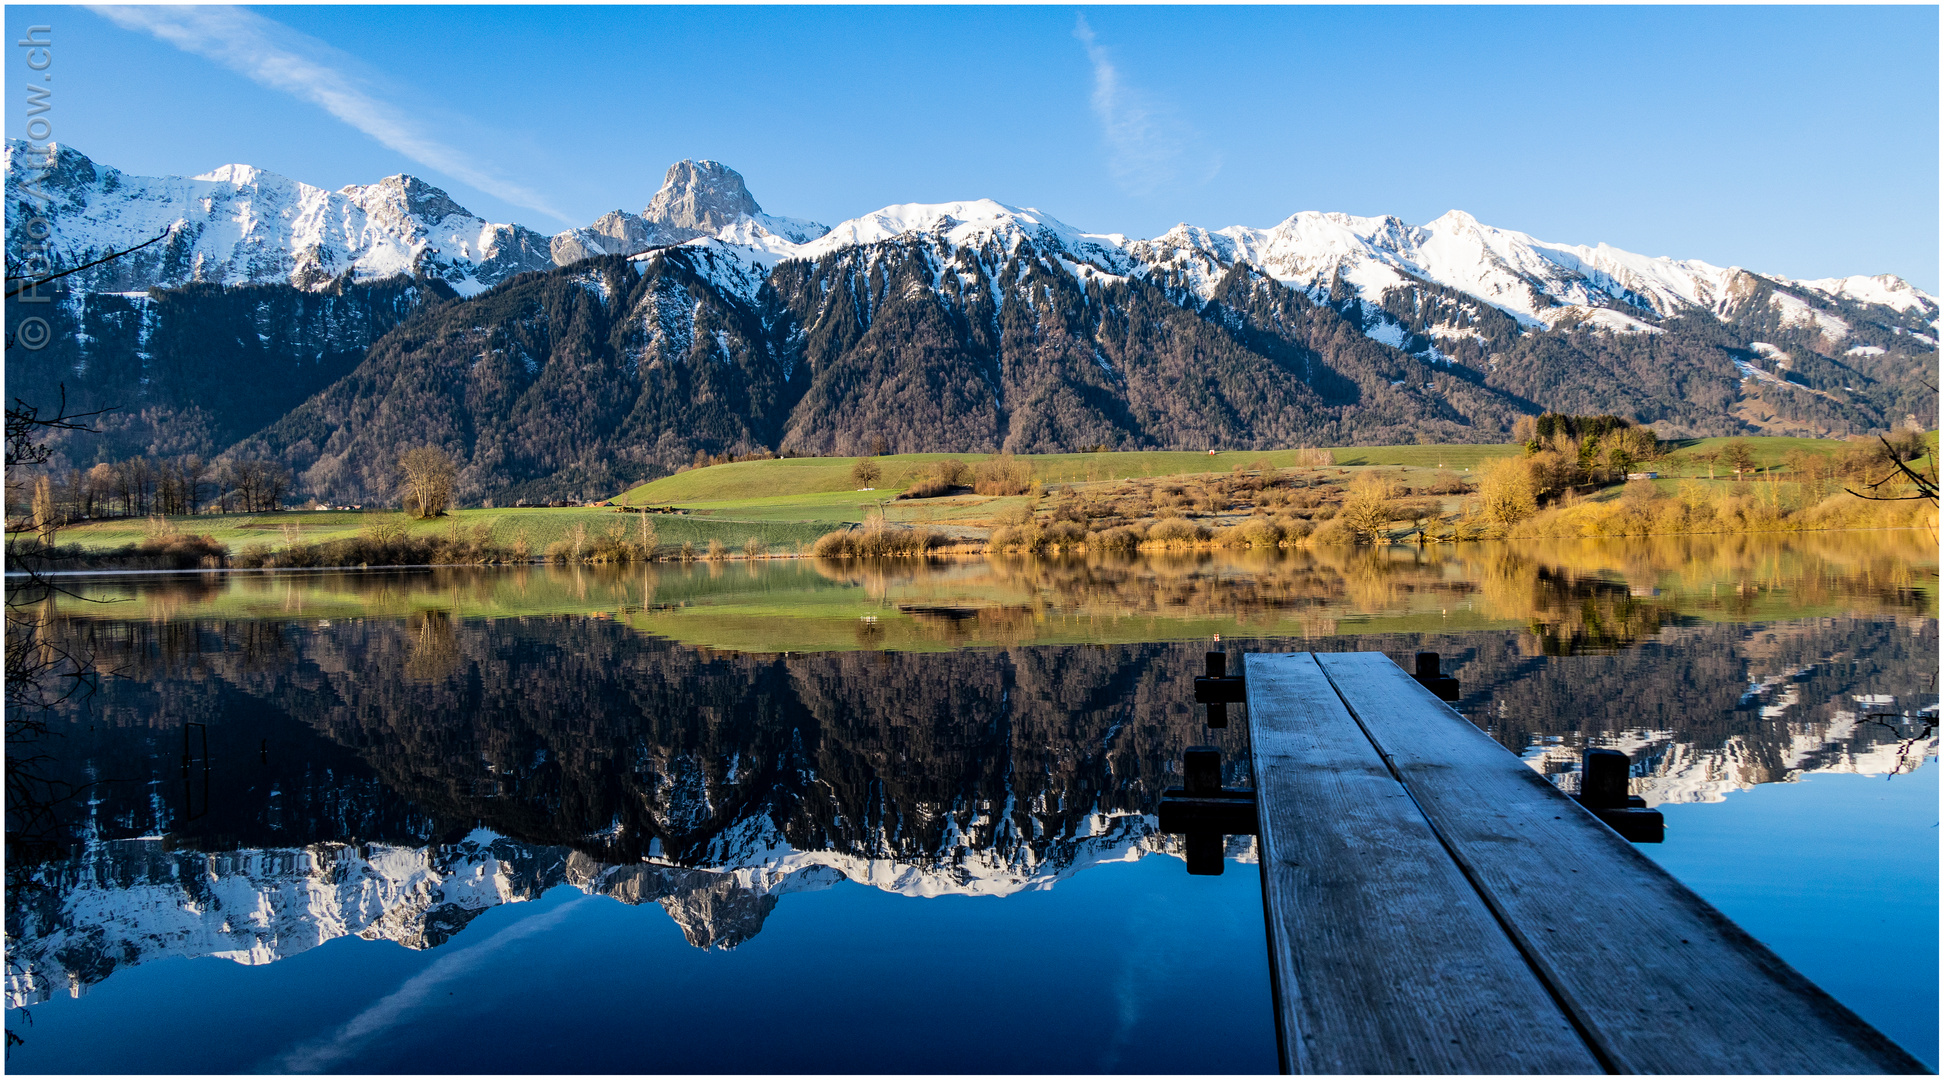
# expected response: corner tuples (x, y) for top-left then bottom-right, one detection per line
(398, 446), (457, 518)
(1339, 472), (1403, 542)
(30, 475), (56, 547)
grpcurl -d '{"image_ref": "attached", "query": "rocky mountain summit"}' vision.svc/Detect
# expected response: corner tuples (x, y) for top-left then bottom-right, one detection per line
(548, 158), (829, 265)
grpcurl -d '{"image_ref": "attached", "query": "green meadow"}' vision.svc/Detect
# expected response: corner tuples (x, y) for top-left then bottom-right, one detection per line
(43, 504), (830, 556)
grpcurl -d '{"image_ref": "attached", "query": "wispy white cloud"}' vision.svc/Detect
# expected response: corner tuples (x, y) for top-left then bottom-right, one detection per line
(89, 5), (574, 226)
(1073, 14), (1221, 197)
(265, 896), (590, 1072)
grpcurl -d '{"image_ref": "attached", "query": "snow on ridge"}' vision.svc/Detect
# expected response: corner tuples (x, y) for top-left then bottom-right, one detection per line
(789, 198), (1130, 268)
(191, 162), (296, 187)
(1790, 273), (1936, 314)
(748, 211), (829, 245)
(5, 141), (819, 297)
(1119, 206), (1743, 327)
(1767, 289), (1852, 340)
(4, 139), (550, 295)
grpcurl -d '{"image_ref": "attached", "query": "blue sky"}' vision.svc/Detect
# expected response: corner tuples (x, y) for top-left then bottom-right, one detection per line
(8, 5), (1939, 290)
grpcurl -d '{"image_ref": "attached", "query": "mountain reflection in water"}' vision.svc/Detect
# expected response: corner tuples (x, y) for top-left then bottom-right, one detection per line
(6, 534), (1936, 1025)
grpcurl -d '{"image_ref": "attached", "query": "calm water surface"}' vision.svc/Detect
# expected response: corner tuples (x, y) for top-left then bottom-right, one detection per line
(6, 532), (1937, 1072)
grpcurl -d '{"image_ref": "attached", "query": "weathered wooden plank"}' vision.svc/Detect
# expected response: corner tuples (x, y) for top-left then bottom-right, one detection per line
(1315, 650), (1928, 1075)
(1241, 652), (1600, 1075)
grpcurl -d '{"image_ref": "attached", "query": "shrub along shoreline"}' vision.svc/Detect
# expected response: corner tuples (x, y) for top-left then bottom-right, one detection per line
(17, 496), (1929, 573)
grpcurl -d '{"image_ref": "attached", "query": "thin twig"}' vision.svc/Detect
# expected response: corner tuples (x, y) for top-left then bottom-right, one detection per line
(1843, 437), (1939, 504)
(3, 227), (176, 299)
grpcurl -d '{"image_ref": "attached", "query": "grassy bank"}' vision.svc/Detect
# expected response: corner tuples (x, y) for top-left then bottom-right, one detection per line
(23, 505), (835, 564)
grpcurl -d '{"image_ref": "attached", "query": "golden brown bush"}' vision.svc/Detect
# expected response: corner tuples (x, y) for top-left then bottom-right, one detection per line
(1041, 520), (1087, 548)
(1146, 517), (1210, 546)
(1086, 525), (1145, 551)
(1219, 518), (1282, 548)
(815, 526), (952, 557)
(973, 454), (1034, 496)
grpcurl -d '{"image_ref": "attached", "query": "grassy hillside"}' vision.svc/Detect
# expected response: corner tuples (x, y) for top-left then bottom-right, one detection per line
(617, 445), (1528, 506)
(613, 436), (1900, 512)
(1652, 436), (1883, 475)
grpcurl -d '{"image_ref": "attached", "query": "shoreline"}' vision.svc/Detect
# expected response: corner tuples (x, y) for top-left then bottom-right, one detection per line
(9, 524), (1935, 578)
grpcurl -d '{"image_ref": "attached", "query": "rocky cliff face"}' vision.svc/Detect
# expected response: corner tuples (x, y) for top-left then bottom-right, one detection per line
(644, 159), (760, 233)
(546, 159), (828, 265)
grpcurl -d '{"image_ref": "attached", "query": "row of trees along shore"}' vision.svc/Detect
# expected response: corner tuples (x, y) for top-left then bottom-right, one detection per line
(11, 442), (461, 535)
(20, 454), (291, 522)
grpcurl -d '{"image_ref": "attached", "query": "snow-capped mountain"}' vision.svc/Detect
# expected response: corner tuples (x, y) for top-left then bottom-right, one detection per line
(735, 198), (1934, 353)
(13, 139), (1931, 332)
(3, 143), (826, 297)
(4, 141), (554, 295)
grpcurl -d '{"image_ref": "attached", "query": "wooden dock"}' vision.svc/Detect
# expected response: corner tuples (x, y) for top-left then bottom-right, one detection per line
(1230, 650), (1926, 1075)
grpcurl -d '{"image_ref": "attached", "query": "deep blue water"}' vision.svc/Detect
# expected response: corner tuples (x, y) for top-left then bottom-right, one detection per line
(1647, 767), (1938, 1068)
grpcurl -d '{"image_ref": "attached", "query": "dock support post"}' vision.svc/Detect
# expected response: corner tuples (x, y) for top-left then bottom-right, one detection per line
(1412, 651), (1461, 701)
(1193, 652), (1245, 726)
(1159, 744), (1258, 876)
(1574, 747), (1664, 843)
(1182, 746), (1228, 877)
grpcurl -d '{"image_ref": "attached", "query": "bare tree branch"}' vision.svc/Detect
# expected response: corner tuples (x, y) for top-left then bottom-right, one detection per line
(6, 386), (116, 468)
(4, 226), (175, 300)
(1844, 436), (1939, 505)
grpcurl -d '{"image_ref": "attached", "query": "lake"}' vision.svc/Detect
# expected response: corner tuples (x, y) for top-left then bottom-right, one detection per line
(5, 530), (1937, 1073)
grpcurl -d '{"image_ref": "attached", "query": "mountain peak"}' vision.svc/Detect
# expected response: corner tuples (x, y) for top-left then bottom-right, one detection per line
(192, 162), (293, 187)
(643, 159), (761, 232)
(343, 173), (475, 225)
(1426, 209), (1480, 230)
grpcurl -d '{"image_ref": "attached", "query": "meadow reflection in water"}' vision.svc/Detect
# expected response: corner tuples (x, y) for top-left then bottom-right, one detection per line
(33, 528), (1936, 650)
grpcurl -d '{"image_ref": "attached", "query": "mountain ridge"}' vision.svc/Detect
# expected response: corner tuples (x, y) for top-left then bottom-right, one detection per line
(12, 140), (1932, 321)
(7, 142), (1935, 500)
